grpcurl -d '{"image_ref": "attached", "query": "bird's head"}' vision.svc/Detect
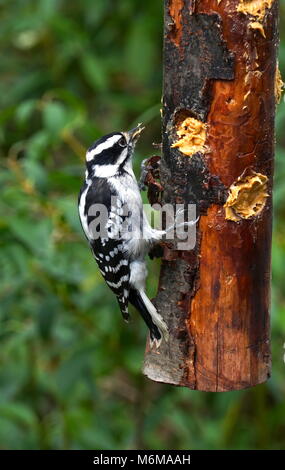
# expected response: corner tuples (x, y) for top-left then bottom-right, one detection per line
(85, 123), (144, 178)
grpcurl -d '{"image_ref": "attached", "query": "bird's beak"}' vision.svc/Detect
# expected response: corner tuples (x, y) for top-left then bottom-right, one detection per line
(125, 123), (145, 144)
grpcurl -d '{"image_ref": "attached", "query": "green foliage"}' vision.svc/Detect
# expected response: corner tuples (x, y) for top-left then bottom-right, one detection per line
(0, 0), (285, 450)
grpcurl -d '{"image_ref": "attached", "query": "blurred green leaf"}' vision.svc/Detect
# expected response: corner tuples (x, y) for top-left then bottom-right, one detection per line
(80, 53), (108, 92)
(15, 99), (37, 124)
(42, 101), (69, 135)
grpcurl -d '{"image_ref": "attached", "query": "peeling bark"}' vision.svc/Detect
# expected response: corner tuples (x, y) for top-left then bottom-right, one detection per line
(275, 65), (284, 104)
(143, 0), (278, 391)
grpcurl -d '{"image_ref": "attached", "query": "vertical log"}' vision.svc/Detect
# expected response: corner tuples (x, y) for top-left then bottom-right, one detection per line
(143, 0), (279, 391)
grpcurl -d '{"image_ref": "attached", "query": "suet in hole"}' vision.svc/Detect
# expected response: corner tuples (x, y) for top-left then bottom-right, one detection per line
(224, 170), (269, 222)
(171, 112), (207, 157)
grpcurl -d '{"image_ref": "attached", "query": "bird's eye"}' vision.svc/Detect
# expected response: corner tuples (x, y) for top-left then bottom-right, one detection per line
(118, 137), (127, 147)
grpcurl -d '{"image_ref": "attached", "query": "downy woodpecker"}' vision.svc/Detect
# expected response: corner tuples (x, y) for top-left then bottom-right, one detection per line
(78, 125), (170, 346)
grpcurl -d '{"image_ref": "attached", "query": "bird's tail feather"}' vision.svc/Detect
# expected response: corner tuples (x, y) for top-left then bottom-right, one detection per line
(129, 288), (169, 347)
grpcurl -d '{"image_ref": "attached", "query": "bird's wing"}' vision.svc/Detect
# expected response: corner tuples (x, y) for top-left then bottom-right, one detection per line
(85, 178), (131, 321)
(90, 238), (130, 320)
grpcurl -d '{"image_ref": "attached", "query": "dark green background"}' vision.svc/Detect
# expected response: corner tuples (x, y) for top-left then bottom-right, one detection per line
(0, 0), (284, 450)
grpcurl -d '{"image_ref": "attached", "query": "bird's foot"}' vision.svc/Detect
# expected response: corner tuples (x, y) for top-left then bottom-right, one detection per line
(139, 155), (163, 205)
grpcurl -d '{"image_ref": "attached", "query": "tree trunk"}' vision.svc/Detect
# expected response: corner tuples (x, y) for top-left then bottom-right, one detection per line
(143, 0), (279, 392)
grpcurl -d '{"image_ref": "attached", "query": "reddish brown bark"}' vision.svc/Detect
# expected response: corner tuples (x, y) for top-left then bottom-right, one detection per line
(143, 0), (279, 391)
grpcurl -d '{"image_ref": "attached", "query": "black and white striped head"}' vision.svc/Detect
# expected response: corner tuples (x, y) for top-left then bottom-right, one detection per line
(86, 124), (144, 178)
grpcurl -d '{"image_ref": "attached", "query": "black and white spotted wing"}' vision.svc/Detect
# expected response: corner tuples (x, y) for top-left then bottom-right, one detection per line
(78, 177), (130, 320)
(90, 238), (130, 320)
